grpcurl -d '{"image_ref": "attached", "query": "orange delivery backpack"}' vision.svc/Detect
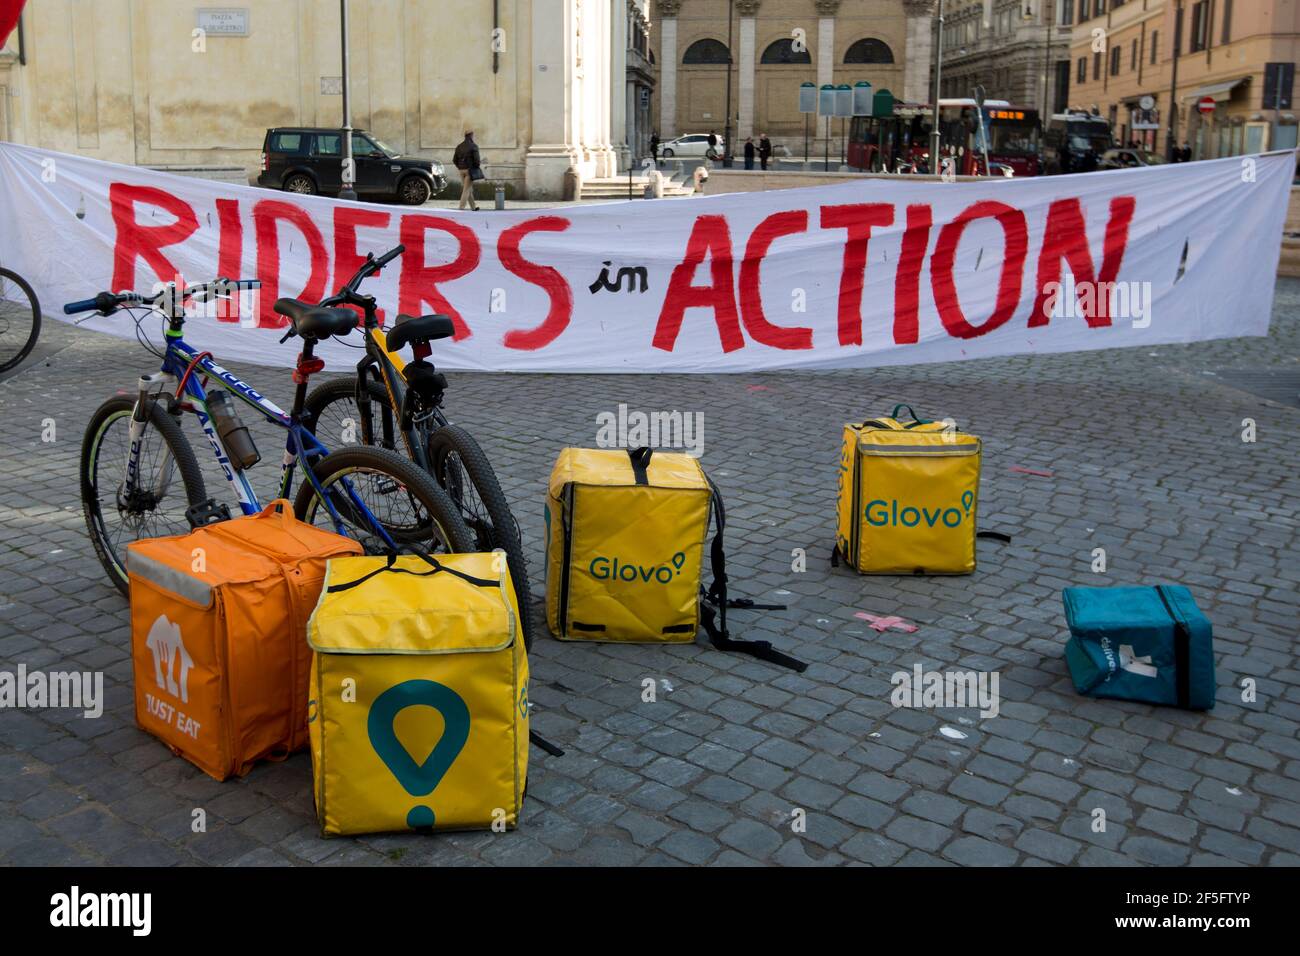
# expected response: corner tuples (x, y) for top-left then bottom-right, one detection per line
(125, 500), (362, 780)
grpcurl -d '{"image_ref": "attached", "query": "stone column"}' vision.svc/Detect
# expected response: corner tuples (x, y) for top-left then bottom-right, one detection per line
(815, 1), (839, 162)
(903, 0), (936, 105)
(736, 1), (760, 142)
(592, 0), (617, 177)
(526, 0), (580, 199)
(815, 1), (837, 90)
(658, 0), (680, 138)
(611, 0), (629, 171)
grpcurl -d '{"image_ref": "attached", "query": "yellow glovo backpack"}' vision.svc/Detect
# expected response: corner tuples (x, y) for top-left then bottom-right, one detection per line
(306, 551), (562, 837)
(545, 447), (805, 672)
(835, 405), (1009, 574)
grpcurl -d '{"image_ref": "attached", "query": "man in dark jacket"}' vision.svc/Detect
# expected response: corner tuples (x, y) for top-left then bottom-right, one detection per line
(452, 130), (481, 211)
(650, 133), (660, 166)
(758, 132), (772, 170)
(743, 138), (756, 170)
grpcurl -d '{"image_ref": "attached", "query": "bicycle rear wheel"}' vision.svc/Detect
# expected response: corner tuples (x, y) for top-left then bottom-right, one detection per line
(0, 268), (41, 374)
(426, 425), (533, 647)
(294, 445), (475, 556)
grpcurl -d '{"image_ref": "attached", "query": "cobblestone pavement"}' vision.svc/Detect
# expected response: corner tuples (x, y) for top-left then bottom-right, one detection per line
(1, 280), (1298, 867)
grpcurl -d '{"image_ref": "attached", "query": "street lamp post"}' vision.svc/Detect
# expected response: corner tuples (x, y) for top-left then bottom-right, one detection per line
(338, 0), (357, 201)
(930, 0), (946, 169)
(1167, 0), (1183, 161)
(1041, 1), (1053, 116)
(722, 0), (734, 167)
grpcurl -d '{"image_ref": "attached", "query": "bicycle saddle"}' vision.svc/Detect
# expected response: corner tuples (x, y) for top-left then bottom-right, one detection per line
(386, 313), (455, 351)
(274, 298), (358, 340)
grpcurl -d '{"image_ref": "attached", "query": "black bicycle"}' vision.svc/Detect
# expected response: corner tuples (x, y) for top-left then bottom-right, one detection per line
(302, 245), (534, 643)
(0, 267), (41, 373)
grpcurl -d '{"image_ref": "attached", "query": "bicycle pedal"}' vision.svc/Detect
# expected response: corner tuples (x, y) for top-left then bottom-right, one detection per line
(186, 498), (232, 528)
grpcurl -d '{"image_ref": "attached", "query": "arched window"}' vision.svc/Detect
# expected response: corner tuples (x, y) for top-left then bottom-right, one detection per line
(760, 38), (812, 65)
(682, 38), (730, 65)
(844, 38), (895, 64)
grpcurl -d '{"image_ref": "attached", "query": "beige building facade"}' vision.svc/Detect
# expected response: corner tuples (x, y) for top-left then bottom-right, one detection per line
(0, 0), (644, 198)
(651, 0), (940, 158)
(936, 0), (1070, 114)
(1070, 0), (1300, 159)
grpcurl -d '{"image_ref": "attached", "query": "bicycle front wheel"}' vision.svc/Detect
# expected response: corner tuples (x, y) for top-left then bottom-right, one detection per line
(426, 425), (533, 647)
(81, 395), (208, 595)
(295, 445), (475, 556)
(0, 267), (42, 374)
(303, 376), (396, 450)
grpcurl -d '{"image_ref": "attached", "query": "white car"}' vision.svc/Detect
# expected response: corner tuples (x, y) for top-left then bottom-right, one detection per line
(660, 134), (725, 159)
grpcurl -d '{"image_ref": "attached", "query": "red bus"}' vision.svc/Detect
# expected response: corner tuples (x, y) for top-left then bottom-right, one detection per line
(847, 103), (934, 173)
(936, 99), (1043, 176)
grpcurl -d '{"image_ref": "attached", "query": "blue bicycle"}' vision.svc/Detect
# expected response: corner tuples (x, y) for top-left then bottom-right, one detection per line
(68, 271), (474, 594)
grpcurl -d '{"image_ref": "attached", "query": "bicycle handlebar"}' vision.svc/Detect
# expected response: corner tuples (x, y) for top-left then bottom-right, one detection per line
(62, 278), (261, 316)
(374, 244), (405, 269)
(64, 292), (125, 315)
(340, 244), (405, 295)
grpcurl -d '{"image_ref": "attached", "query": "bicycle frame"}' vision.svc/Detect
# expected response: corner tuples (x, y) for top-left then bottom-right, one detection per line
(358, 327), (444, 471)
(122, 319), (400, 550)
(318, 283), (447, 472)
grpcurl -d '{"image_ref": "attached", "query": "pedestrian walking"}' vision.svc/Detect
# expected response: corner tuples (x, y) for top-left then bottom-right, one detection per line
(743, 138), (755, 170)
(1180, 141), (1193, 163)
(758, 132), (772, 171)
(453, 129), (481, 211)
(650, 132), (660, 167)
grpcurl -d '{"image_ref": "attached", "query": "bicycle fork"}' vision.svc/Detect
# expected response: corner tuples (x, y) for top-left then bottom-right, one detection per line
(125, 373), (177, 502)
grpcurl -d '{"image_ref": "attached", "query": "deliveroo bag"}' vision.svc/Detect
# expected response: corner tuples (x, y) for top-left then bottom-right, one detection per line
(1063, 585), (1215, 710)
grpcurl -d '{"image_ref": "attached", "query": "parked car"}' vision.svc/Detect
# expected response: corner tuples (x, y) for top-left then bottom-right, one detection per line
(659, 133), (725, 159)
(1098, 147), (1167, 169)
(1042, 112), (1115, 174)
(258, 128), (446, 204)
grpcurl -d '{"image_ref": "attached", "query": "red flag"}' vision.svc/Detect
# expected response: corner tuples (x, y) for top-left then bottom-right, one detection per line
(0, 1), (26, 50)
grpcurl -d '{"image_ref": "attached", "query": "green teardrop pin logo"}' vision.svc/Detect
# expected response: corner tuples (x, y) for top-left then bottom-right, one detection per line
(367, 679), (471, 830)
(962, 491), (974, 516)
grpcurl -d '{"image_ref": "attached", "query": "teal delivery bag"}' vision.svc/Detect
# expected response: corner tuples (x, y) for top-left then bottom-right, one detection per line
(1062, 585), (1215, 711)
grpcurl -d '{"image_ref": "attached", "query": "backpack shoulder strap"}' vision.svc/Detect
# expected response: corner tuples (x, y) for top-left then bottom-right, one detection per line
(700, 475), (806, 672)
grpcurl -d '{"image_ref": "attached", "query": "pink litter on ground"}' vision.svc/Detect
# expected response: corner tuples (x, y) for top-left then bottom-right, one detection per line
(1010, 466), (1054, 478)
(746, 384), (772, 392)
(854, 612), (918, 633)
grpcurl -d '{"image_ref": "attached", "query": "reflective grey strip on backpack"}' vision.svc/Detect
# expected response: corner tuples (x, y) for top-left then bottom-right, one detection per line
(858, 444), (980, 456)
(126, 550), (213, 607)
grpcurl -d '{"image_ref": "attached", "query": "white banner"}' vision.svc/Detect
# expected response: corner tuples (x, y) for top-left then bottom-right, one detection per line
(0, 143), (1290, 373)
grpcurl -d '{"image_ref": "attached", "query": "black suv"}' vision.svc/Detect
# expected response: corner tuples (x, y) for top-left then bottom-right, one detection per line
(1042, 113), (1116, 175)
(258, 128), (446, 205)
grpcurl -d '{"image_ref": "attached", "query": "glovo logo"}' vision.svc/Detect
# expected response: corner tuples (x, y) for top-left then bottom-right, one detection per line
(367, 679), (470, 830)
(589, 552), (687, 584)
(865, 491), (975, 529)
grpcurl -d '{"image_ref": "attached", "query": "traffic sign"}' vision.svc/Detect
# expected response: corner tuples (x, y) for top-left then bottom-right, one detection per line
(1197, 96), (1216, 115)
